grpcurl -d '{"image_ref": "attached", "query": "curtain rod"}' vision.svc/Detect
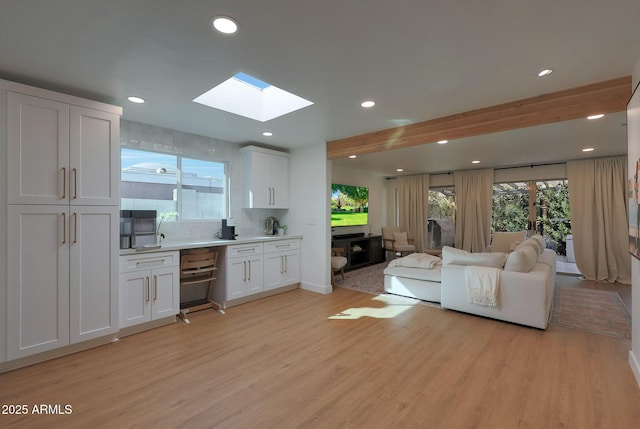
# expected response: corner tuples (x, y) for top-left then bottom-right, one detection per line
(385, 161), (567, 180)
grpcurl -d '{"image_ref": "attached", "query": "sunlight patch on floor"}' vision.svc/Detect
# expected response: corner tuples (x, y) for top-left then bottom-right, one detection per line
(328, 294), (419, 320)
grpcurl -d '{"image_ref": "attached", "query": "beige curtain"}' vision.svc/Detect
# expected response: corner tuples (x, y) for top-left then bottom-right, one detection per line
(454, 169), (494, 252)
(567, 156), (630, 284)
(398, 174), (429, 252)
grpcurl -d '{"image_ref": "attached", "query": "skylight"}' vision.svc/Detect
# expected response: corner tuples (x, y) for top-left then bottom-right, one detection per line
(193, 72), (314, 122)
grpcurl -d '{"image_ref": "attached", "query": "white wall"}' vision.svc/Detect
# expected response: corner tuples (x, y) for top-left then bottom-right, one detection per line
(630, 58), (640, 389)
(287, 143), (332, 294)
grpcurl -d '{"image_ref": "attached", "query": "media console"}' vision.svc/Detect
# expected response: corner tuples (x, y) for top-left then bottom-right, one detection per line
(331, 234), (384, 271)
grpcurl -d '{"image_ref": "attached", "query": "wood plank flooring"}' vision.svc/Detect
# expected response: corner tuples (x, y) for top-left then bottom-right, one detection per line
(1, 286), (639, 428)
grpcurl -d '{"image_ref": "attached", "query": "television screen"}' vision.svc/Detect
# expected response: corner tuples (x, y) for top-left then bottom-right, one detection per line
(331, 184), (369, 227)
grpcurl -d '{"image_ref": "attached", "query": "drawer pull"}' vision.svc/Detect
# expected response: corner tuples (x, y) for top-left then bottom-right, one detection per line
(135, 259), (166, 266)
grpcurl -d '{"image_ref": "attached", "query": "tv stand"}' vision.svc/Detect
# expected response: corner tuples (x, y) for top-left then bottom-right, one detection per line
(332, 234), (384, 271)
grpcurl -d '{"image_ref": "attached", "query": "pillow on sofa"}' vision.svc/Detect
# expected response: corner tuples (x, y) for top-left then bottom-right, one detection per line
(504, 244), (538, 272)
(516, 238), (541, 255)
(393, 232), (408, 245)
(441, 246), (506, 268)
(530, 234), (546, 254)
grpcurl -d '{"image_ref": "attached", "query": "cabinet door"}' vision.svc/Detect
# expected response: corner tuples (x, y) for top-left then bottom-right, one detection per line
(151, 266), (179, 320)
(263, 252), (286, 291)
(244, 151), (271, 208)
(282, 251), (301, 286)
(245, 256), (264, 295)
(69, 107), (120, 206)
(7, 91), (70, 205)
(270, 153), (289, 208)
(119, 270), (152, 328)
(7, 205), (70, 359)
(69, 206), (119, 343)
(226, 258), (248, 299)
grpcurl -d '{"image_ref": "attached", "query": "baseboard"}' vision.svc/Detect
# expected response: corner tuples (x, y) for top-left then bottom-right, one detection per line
(300, 281), (332, 294)
(629, 350), (640, 389)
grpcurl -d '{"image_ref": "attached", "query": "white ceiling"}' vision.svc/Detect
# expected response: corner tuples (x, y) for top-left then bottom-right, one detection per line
(1, 1), (639, 176)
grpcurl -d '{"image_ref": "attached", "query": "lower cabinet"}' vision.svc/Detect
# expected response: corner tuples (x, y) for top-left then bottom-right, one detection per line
(119, 251), (179, 328)
(6, 205), (119, 360)
(263, 239), (301, 291)
(226, 243), (264, 299)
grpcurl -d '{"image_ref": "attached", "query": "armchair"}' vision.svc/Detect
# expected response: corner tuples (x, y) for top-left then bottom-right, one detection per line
(382, 226), (416, 259)
(331, 248), (348, 286)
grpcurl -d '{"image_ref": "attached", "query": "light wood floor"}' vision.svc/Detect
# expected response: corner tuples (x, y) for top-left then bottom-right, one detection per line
(1, 286), (639, 429)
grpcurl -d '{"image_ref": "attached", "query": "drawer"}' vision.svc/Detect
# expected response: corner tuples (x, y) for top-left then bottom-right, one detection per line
(264, 239), (300, 253)
(227, 242), (264, 258)
(119, 251), (179, 273)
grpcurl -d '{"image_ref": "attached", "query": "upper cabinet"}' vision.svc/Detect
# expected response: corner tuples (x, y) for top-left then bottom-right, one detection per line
(6, 89), (120, 206)
(240, 145), (289, 209)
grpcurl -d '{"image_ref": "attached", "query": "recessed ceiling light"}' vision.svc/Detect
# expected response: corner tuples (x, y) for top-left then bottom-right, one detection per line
(211, 16), (238, 34)
(361, 100), (376, 108)
(538, 69), (553, 77)
(472, 160), (480, 164)
(587, 114), (605, 120)
(127, 96), (145, 104)
(348, 155), (357, 159)
(437, 140), (448, 144)
(582, 147), (595, 152)
(262, 131), (273, 137)
(396, 168), (404, 172)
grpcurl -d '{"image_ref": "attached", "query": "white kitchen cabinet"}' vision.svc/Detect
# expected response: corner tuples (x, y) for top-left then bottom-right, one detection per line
(263, 239), (301, 291)
(7, 91), (120, 206)
(119, 251), (180, 328)
(2, 79), (122, 362)
(6, 204), (118, 359)
(225, 242), (264, 299)
(240, 146), (289, 209)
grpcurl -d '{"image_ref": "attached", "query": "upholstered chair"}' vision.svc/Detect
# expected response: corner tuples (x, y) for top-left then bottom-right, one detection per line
(381, 226), (416, 258)
(331, 248), (348, 286)
(485, 231), (527, 253)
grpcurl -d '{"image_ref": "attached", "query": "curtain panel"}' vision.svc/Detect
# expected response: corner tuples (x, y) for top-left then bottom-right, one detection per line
(398, 174), (429, 252)
(567, 156), (630, 284)
(454, 169), (494, 252)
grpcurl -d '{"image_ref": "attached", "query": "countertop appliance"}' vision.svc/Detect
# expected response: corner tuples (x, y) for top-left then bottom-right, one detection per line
(264, 216), (279, 235)
(221, 218), (237, 240)
(120, 210), (157, 248)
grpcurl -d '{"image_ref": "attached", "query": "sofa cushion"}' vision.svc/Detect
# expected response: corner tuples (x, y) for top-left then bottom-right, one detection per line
(393, 231), (408, 245)
(384, 265), (442, 282)
(503, 244), (538, 272)
(441, 246), (506, 268)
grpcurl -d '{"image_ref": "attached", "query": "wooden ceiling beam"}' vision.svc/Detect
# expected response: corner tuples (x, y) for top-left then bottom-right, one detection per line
(327, 76), (632, 160)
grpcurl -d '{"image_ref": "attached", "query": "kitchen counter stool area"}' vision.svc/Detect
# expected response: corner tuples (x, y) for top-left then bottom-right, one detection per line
(118, 236), (302, 335)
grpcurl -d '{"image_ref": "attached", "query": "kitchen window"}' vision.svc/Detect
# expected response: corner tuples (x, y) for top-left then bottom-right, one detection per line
(121, 147), (227, 220)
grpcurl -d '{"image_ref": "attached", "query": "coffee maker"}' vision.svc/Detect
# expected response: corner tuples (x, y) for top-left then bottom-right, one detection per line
(221, 218), (237, 240)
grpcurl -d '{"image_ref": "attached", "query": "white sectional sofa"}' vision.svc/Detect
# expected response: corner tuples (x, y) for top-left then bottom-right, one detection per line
(383, 235), (557, 329)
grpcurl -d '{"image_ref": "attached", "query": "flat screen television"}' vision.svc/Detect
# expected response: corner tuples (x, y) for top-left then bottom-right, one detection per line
(331, 183), (369, 227)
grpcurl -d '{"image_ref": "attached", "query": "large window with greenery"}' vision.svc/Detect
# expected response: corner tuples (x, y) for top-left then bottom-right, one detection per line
(121, 147), (227, 220)
(427, 187), (456, 248)
(491, 180), (571, 255)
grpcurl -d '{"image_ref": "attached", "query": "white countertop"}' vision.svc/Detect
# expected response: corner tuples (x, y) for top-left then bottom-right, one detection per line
(119, 235), (301, 255)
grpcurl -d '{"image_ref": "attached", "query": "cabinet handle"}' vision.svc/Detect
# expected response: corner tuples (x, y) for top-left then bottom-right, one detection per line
(62, 212), (66, 245)
(248, 260), (251, 281)
(280, 255), (284, 273)
(284, 255), (287, 273)
(153, 275), (158, 301)
(72, 167), (78, 199)
(272, 188), (276, 205)
(62, 167), (66, 199)
(72, 212), (77, 244)
(145, 277), (150, 302)
(136, 259), (165, 266)
(243, 261), (247, 281)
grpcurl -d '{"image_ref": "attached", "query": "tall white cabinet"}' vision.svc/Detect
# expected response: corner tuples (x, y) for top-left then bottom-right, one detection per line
(241, 146), (289, 209)
(1, 80), (121, 361)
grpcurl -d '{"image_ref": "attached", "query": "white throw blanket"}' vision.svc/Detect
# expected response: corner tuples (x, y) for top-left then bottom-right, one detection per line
(465, 266), (500, 307)
(387, 253), (442, 269)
